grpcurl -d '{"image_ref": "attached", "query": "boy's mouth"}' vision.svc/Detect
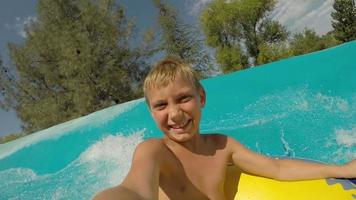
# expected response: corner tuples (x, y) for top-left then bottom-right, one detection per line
(169, 119), (191, 130)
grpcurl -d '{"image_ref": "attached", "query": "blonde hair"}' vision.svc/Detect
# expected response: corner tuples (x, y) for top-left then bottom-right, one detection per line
(143, 57), (202, 99)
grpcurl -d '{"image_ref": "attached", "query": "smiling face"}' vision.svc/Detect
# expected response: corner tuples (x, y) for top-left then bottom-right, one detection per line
(146, 75), (206, 143)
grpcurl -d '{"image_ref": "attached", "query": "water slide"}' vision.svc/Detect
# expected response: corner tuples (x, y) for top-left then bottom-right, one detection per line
(0, 42), (355, 199)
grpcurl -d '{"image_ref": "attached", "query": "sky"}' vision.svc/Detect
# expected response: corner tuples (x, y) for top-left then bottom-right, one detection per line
(0, 0), (337, 137)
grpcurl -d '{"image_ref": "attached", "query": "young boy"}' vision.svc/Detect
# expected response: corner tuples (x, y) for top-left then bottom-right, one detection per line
(94, 57), (356, 200)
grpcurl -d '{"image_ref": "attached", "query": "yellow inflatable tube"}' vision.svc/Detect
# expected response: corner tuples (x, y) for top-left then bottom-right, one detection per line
(225, 166), (356, 200)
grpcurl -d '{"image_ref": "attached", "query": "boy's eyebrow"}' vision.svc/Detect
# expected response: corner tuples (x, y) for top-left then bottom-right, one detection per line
(151, 99), (166, 106)
(177, 88), (195, 96)
(176, 92), (192, 99)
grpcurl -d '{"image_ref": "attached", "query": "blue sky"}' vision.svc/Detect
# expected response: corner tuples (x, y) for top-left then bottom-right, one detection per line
(0, 0), (337, 137)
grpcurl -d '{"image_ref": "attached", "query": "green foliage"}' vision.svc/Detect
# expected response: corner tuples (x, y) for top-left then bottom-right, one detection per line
(257, 29), (340, 65)
(0, 56), (17, 110)
(331, 0), (356, 42)
(153, 0), (212, 77)
(200, 0), (288, 71)
(256, 42), (293, 65)
(290, 29), (341, 56)
(0, 58), (4, 109)
(216, 46), (248, 73)
(0, 132), (26, 144)
(3, 0), (150, 133)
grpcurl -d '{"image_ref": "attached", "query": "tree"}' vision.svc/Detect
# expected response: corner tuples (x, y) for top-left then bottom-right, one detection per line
(2, 0), (150, 133)
(257, 29), (340, 65)
(0, 132), (26, 144)
(0, 56), (18, 111)
(0, 58), (6, 109)
(200, 0), (289, 72)
(331, 0), (356, 42)
(290, 29), (340, 56)
(256, 42), (293, 65)
(153, 0), (212, 77)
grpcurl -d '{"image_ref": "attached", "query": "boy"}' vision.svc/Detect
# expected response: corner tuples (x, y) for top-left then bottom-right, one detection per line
(94, 57), (356, 200)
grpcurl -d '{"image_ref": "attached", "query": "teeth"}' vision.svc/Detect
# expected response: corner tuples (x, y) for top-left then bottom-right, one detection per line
(171, 120), (189, 129)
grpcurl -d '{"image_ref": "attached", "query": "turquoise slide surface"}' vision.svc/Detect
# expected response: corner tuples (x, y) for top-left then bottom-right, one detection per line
(0, 42), (355, 199)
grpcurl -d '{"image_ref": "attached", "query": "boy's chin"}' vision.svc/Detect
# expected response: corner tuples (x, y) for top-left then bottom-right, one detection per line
(165, 132), (197, 143)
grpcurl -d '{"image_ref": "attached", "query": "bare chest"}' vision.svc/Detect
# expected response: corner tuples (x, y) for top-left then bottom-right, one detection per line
(159, 150), (229, 200)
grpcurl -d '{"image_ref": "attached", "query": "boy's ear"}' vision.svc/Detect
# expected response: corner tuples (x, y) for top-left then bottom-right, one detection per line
(199, 87), (206, 107)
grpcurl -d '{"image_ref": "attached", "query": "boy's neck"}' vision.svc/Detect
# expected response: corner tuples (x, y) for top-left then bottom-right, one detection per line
(163, 133), (205, 153)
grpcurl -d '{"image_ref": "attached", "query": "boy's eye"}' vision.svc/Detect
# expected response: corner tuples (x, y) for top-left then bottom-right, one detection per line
(153, 103), (167, 110)
(180, 95), (192, 103)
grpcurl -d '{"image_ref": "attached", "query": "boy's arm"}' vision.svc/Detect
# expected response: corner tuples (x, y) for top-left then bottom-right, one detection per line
(93, 139), (161, 200)
(227, 137), (356, 181)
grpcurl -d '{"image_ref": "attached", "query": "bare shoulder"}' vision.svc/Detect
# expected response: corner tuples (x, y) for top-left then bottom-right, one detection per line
(224, 136), (245, 153)
(93, 139), (164, 200)
(225, 135), (241, 144)
(114, 138), (164, 199)
(133, 138), (165, 160)
(137, 138), (164, 149)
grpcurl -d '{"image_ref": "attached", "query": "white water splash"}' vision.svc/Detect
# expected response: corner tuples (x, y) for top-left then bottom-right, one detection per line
(0, 99), (143, 160)
(0, 168), (38, 186)
(336, 127), (356, 147)
(315, 93), (350, 113)
(202, 87), (355, 134)
(81, 131), (144, 163)
(280, 129), (295, 157)
(0, 131), (145, 200)
(80, 131), (144, 186)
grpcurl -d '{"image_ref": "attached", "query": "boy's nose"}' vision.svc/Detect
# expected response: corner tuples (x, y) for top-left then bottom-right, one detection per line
(168, 106), (183, 123)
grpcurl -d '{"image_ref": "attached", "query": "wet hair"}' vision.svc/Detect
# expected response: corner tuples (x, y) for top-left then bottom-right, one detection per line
(143, 56), (202, 101)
